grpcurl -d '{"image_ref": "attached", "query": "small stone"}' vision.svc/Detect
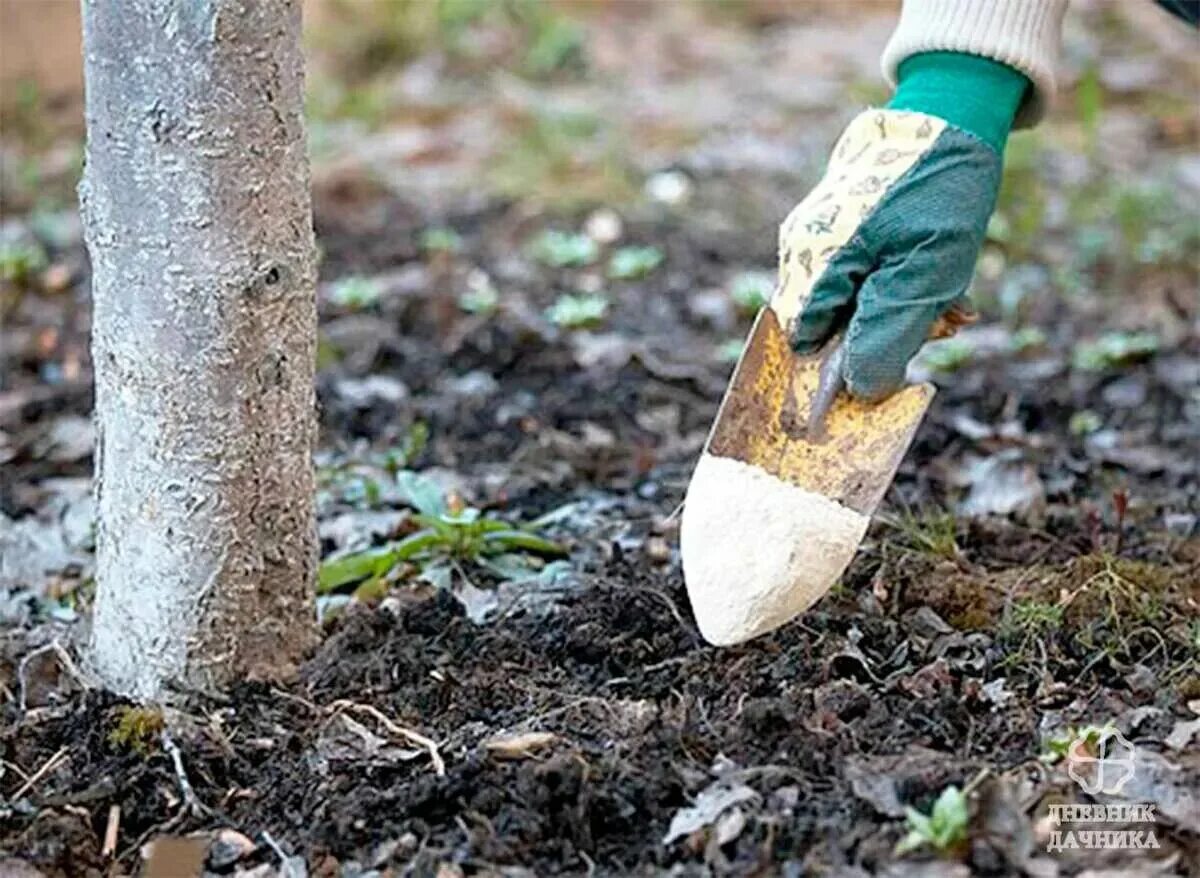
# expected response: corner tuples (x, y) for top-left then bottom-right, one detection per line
(644, 536), (671, 564)
(1164, 512), (1196, 537)
(445, 370), (498, 399)
(811, 678), (869, 720)
(370, 838), (400, 867)
(584, 208), (622, 244)
(645, 170), (692, 206)
(40, 263), (73, 293)
(208, 829), (256, 869)
(636, 481), (661, 500)
(334, 375), (409, 408)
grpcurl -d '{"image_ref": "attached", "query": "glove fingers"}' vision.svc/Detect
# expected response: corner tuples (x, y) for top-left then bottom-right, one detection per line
(842, 258), (968, 400)
(791, 242), (871, 354)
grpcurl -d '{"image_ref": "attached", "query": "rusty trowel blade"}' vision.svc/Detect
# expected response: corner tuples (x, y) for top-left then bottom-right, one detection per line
(705, 306), (934, 517)
(680, 308), (935, 645)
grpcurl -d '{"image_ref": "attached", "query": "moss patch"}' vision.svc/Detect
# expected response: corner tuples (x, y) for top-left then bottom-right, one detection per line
(107, 706), (164, 756)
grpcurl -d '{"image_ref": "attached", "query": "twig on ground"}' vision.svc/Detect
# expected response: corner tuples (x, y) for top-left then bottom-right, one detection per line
(268, 688), (446, 776)
(11, 745), (69, 800)
(161, 730), (210, 817)
(328, 699), (446, 776)
(1, 758), (31, 784)
(261, 830), (306, 878)
(17, 640), (93, 713)
(962, 766), (993, 797)
(102, 805), (121, 858)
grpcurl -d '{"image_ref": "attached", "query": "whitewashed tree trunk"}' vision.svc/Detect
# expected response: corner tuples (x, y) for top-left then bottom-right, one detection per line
(80, 0), (317, 699)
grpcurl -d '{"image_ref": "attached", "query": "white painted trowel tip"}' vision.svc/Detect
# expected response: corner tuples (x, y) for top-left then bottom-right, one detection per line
(680, 453), (870, 646)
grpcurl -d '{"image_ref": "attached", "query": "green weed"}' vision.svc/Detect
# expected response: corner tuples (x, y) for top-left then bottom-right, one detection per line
(382, 422), (430, 474)
(490, 108), (635, 206)
(0, 240), (48, 287)
(0, 80), (49, 148)
(421, 226), (464, 254)
(1009, 326), (1046, 354)
(545, 293), (607, 328)
(1040, 723), (1114, 765)
(514, 1), (586, 78)
(729, 271), (773, 315)
(1002, 599), (1064, 638)
(1072, 331), (1158, 371)
(530, 229), (599, 268)
(883, 509), (959, 561)
(318, 470), (564, 594)
(717, 338), (745, 363)
(329, 275), (384, 309)
(1075, 64), (1103, 154)
(458, 271), (500, 314)
(608, 245), (664, 280)
(1068, 410), (1103, 436)
(922, 338), (973, 373)
(991, 132), (1046, 260)
(896, 785), (969, 856)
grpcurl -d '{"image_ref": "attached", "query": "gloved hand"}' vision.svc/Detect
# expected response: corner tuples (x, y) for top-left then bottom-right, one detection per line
(784, 52), (1029, 400)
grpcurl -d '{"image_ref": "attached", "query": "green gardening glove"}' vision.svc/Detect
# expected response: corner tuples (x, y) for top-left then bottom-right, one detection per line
(786, 52), (1030, 400)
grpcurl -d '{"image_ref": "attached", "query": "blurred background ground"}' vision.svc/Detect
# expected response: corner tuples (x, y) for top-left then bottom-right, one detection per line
(1, 1), (1198, 876)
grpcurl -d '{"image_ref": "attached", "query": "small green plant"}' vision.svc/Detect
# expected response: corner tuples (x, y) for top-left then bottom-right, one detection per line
(545, 293), (607, 328)
(884, 509), (959, 560)
(459, 286), (499, 314)
(522, 11), (585, 77)
(108, 706), (165, 756)
(458, 271), (499, 314)
(1003, 599), (1064, 637)
(896, 785), (969, 856)
(0, 240), (48, 287)
(608, 245), (663, 280)
(329, 275), (383, 309)
(1040, 724), (1114, 764)
(0, 80), (49, 147)
(717, 338), (744, 363)
(1068, 410), (1103, 436)
(1009, 326), (1046, 354)
(923, 338), (973, 372)
(382, 422), (429, 474)
(530, 230), (598, 268)
(490, 108), (635, 207)
(1072, 331), (1158, 371)
(1075, 63), (1103, 155)
(318, 470), (564, 593)
(420, 226), (463, 254)
(729, 271), (773, 315)
(991, 132), (1046, 259)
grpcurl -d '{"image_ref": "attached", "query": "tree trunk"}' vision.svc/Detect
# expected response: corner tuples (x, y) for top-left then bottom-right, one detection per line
(80, 0), (317, 700)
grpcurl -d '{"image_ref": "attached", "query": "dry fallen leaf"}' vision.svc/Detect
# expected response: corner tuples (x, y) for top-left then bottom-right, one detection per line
(483, 731), (558, 760)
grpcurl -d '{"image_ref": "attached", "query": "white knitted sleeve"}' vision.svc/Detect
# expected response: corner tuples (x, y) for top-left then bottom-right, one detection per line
(881, 0), (1069, 128)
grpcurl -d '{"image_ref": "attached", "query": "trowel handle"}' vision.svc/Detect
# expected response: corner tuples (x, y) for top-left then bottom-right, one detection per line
(806, 337), (846, 442)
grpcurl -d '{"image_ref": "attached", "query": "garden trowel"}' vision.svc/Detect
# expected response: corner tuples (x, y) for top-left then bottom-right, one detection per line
(680, 131), (971, 645)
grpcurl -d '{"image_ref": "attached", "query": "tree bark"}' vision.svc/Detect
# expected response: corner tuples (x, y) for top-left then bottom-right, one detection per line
(80, 0), (317, 700)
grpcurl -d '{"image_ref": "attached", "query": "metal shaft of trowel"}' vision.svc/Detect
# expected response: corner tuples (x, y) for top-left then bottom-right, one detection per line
(806, 337), (846, 442)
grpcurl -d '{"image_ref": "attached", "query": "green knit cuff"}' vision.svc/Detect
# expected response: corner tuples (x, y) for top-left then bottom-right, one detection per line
(886, 51), (1030, 153)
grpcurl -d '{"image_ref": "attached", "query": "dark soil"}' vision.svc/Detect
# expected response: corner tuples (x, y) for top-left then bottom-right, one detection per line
(4, 190), (1199, 877)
